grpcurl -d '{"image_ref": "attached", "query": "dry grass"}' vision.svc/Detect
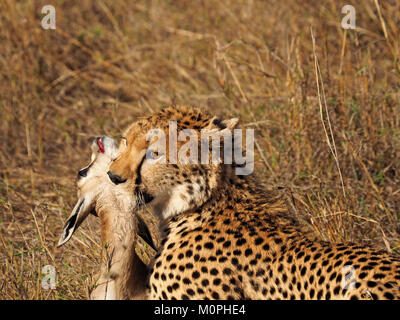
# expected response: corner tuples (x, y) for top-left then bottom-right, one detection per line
(1, 0), (400, 299)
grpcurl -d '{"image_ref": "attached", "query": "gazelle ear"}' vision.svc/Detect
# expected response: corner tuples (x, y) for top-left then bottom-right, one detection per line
(101, 136), (119, 159)
(90, 136), (119, 160)
(57, 196), (94, 247)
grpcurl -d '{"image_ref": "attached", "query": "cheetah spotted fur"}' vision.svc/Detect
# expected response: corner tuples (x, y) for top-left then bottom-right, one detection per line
(108, 106), (400, 300)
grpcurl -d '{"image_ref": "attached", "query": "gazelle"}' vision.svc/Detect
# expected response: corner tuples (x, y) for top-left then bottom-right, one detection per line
(58, 136), (156, 299)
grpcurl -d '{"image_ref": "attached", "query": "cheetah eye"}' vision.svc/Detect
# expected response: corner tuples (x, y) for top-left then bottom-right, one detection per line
(145, 150), (165, 163)
(147, 150), (159, 159)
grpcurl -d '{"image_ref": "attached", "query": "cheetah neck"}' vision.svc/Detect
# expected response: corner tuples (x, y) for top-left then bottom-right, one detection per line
(153, 172), (315, 245)
(152, 173), (283, 225)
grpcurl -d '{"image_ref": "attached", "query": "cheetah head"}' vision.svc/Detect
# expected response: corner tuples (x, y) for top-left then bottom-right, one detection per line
(108, 106), (241, 219)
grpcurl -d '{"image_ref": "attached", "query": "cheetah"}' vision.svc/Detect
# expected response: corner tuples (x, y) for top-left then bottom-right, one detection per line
(107, 106), (400, 300)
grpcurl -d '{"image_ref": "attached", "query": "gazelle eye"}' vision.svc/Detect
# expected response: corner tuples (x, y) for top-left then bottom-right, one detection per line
(78, 167), (89, 178)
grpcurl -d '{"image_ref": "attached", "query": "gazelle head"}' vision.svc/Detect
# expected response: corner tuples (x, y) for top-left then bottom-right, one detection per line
(57, 136), (119, 247)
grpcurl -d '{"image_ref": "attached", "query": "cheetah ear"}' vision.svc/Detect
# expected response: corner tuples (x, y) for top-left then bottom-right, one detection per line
(205, 116), (219, 130)
(205, 117), (239, 131)
(221, 118), (239, 130)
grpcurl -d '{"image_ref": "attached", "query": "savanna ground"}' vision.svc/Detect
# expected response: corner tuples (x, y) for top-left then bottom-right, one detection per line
(0, 0), (400, 299)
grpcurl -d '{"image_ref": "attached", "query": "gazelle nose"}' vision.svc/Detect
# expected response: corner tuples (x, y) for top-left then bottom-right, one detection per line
(107, 171), (126, 185)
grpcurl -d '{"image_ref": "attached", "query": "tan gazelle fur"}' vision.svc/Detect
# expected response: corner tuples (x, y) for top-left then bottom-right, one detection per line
(58, 136), (148, 299)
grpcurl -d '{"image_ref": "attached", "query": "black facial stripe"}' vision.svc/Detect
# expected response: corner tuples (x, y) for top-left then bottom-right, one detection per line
(137, 215), (156, 251)
(135, 153), (154, 204)
(134, 154), (146, 187)
(65, 199), (84, 234)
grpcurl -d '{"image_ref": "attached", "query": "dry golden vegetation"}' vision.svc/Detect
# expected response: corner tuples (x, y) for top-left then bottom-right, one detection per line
(0, 0), (400, 299)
